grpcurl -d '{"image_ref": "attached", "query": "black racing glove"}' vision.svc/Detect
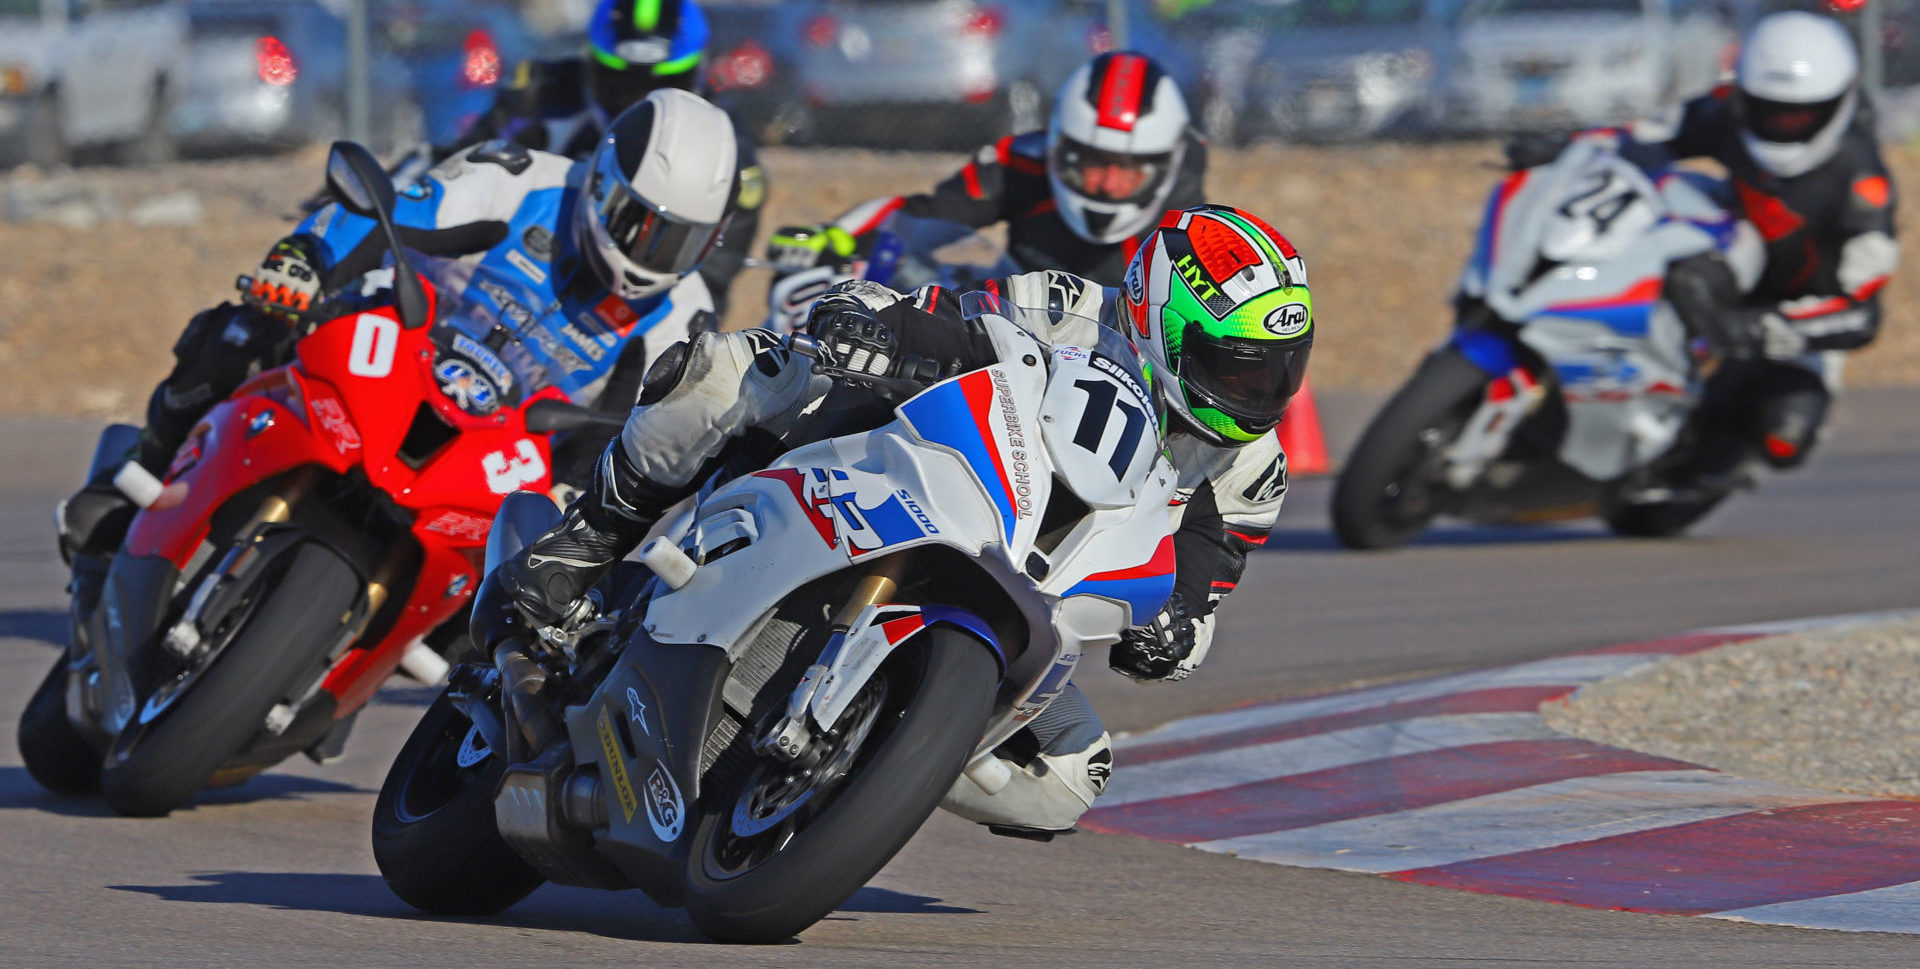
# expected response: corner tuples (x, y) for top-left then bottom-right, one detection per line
(1109, 593), (1198, 682)
(1505, 130), (1572, 171)
(243, 234), (326, 323)
(805, 292), (947, 385)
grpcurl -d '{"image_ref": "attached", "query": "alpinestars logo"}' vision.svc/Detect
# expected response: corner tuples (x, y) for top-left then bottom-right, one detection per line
(1087, 747), (1113, 795)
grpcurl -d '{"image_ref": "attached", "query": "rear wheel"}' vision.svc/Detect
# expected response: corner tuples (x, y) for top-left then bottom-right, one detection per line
(99, 543), (359, 817)
(17, 655), (102, 795)
(1332, 350), (1491, 549)
(372, 690), (544, 915)
(1601, 489), (1729, 538)
(683, 628), (998, 944)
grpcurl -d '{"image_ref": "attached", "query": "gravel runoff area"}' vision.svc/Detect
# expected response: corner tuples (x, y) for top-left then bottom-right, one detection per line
(6, 140), (1920, 418)
(1545, 616), (1920, 798)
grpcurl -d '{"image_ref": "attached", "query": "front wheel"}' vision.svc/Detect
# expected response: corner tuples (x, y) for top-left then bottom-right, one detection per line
(372, 690), (544, 915)
(683, 628), (999, 944)
(17, 655), (102, 795)
(1331, 350), (1491, 550)
(99, 542), (359, 816)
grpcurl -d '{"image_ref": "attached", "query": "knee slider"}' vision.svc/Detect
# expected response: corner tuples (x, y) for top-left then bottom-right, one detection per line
(1758, 386), (1829, 468)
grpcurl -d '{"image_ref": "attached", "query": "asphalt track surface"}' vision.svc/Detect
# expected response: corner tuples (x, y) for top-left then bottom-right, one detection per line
(3, 389), (1919, 968)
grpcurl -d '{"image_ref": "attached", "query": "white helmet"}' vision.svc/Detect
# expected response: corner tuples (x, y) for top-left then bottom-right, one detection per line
(1047, 52), (1190, 245)
(1735, 11), (1860, 179)
(576, 87), (737, 301)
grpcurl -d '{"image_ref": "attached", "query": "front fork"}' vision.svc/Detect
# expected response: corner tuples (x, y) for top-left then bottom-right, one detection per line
(756, 558), (908, 768)
(1442, 366), (1546, 490)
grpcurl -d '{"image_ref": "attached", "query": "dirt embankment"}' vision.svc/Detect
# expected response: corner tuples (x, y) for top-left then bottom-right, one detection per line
(4, 141), (1919, 417)
(1545, 617), (1920, 798)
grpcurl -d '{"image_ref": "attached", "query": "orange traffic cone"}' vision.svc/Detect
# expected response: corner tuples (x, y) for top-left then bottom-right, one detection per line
(1277, 376), (1330, 475)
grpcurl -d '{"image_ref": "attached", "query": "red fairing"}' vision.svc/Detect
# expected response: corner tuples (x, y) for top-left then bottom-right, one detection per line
(118, 279), (566, 722)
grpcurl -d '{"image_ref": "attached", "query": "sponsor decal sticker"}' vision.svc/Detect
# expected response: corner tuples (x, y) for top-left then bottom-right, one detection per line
(308, 396), (361, 453)
(452, 333), (515, 391)
(434, 358), (500, 414)
(593, 294), (640, 332)
(506, 248), (547, 285)
(521, 224), (554, 260)
(1263, 302), (1310, 338)
(645, 765), (685, 842)
(596, 708), (639, 823)
(991, 370), (1035, 518)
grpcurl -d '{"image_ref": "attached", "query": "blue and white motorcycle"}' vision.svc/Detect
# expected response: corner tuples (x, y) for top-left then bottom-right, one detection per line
(371, 291), (1177, 942)
(1333, 140), (1763, 548)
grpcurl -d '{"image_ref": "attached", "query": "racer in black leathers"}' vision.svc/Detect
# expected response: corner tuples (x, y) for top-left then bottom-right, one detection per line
(475, 268), (1291, 835)
(769, 52), (1207, 293)
(1614, 85), (1898, 480)
(433, 0), (766, 318)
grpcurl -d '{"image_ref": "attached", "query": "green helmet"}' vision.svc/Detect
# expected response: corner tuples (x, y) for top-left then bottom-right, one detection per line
(1121, 205), (1314, 446)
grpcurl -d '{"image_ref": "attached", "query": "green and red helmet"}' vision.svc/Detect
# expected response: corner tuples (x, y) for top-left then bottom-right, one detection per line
(1121, 205), (1313, 446)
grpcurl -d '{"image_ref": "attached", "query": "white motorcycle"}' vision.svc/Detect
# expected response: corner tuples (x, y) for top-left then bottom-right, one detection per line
(1333, 140), (1763, 548)
(371, 290), (1177, 943)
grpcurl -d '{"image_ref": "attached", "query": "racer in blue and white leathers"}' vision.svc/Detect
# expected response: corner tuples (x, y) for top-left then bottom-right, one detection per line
(298, 139), (714, 409)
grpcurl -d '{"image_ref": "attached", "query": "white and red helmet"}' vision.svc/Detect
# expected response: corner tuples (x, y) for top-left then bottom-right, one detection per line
(1047, 52), (1191, 246)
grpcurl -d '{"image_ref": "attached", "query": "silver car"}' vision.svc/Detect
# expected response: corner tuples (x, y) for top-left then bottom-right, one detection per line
(1132, 0), (1449, 145)
(789, 0), (1108, 149)
(1439, 0), (1732, 133)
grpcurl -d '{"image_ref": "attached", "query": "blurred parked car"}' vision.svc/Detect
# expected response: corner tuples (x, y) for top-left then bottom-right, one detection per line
(0, 0), (189, 168)
(790, 0), (1111, 149)
(374, 0), (545, 148)
(1438, 0), (1733, 133)
(704, 0), (808, 144)
(172, 0), (415, 154)
(1133, 0), (1450, 145)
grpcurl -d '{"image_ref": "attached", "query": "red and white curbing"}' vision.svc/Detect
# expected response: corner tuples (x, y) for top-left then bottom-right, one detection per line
(1082, 611), (1920, 934)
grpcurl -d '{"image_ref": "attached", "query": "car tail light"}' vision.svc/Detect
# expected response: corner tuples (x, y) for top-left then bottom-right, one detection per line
(256, 36), (298, 87)
(965, 6), (1004, 36)
(462, 28), (501, 88)
(714, 39), (773, 91)
(803, 14), (837, 48)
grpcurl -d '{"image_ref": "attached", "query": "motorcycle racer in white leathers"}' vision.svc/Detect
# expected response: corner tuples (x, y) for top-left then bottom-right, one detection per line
(475, 205), (1314, 834)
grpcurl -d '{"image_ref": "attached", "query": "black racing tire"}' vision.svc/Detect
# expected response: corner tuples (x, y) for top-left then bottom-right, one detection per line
(1331, 349), (1491, 550)
(99, 543), (358, 817)
(17, 655), (102, 796)
(683, 629), (999, 944)
(1601, 492), (1728, 539)
(372, 690), (543, 915)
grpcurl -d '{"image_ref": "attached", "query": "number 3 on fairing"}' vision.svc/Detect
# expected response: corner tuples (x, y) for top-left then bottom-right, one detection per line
(1071, 378), (1149, 479)
(482, 439), (547, 494)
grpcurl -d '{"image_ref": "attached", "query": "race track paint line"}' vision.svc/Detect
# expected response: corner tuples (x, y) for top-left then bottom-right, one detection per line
(1086, 612), (1920, 935)
(1203, 770), (1872, 874)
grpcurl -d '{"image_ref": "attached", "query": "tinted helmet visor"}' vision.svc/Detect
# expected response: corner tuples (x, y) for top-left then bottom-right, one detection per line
(1179, 326), (1311, 431)
(588, 146), (724, 275)
(1049, 136), (1173, 203)
(1739, 91), (1845, 144)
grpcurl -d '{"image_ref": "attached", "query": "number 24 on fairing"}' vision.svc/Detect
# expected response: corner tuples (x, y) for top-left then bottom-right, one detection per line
(483, 440), (547, 494)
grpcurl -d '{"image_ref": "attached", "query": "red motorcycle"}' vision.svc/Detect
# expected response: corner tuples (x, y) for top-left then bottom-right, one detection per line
(17, 143), (617, 816)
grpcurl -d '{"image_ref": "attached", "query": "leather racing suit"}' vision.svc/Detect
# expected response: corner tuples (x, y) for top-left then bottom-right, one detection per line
(483, 269), (1286, 834)
(829, 130), (1209, 287)
(1619, 87), (1899, 473)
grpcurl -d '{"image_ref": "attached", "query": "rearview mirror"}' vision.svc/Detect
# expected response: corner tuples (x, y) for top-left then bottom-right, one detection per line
(324, 141), (393, 219)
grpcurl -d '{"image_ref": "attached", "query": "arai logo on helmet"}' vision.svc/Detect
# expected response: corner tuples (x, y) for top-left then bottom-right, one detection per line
(1263, 302), (1310, 338)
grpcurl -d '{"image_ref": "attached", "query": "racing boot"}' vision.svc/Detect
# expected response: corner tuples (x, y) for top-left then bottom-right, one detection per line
(940, 683), (1112, 840)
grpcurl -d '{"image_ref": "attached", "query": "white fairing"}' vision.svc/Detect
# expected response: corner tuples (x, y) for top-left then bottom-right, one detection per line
(642, 308), (1176, 756)
(1463, 140), (1743, 480)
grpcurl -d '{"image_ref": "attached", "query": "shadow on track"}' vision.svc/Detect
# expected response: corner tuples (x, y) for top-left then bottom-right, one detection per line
(0, 766), (365, 817)
(111, 871), (976, 942)
(1261, 523), (1610, 552)
(0, 609), (66, 649)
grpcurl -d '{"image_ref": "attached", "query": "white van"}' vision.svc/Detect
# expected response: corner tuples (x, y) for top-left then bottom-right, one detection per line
(0, 0), (189, 166)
